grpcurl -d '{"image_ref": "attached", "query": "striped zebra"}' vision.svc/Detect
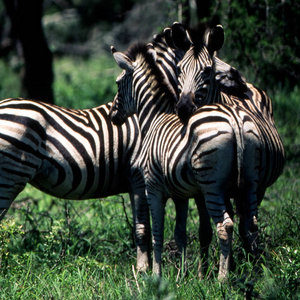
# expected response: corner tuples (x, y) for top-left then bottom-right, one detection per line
(149, 26), (258, 276)
(149, 31), (215, 276)
(0, 98), (151, 271)
(110, 42), (249, 281)
(168, 23), (284, 255)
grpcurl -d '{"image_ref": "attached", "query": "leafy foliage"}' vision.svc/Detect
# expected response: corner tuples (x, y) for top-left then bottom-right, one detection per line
(208, 0), (300, 90)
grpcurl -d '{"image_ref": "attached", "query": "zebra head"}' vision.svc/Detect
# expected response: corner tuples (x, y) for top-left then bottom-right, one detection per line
(109, 46), (136, 126)
(110, 44), (163, 126)
(170, 23), (224, 123)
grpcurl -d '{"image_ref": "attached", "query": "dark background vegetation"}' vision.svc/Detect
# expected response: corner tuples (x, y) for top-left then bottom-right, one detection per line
(0, 0), (299, 102)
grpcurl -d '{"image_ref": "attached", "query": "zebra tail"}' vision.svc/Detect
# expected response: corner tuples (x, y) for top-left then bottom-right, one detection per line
(230, 110), (244, 188)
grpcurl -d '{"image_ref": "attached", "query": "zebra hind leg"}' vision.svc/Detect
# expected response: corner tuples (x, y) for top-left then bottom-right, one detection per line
(0, 182), (26, 221)
(0, 198), (16, 221)
(216, 212), (234, 282)
(0, 169), (30, 222)
(202, 191), (234, 282)
(237, 190), (259, 259)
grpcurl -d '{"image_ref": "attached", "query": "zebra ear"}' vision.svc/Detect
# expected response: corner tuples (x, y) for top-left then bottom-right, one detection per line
(163, 27), (176, 48)
(170, 22), (192, 51)
(205, 25), (224, 55)
(111, 46), (134, 73)
(147, 43), (157, 62)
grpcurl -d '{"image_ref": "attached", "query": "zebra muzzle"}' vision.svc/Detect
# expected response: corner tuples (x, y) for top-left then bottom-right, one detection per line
(176, 92), (197, 123)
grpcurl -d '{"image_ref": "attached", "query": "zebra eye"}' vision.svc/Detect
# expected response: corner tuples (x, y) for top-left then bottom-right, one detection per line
(202, 67), (212, 77)
(195, 86), (207, 100)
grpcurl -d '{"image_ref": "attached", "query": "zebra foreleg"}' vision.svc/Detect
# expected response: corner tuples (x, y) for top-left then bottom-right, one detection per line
(147, 189), (167, 277)
(129, 190), (151, 273)
(173, 197), (189, 278)
(194, 195), (212, 278)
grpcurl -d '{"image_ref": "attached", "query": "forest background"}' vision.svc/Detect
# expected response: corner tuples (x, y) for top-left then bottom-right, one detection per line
(0, 0), (299, 299)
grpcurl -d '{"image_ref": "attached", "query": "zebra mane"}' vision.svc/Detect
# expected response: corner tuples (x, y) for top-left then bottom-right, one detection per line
(125, 43), (178, 106)
(152, 32), (165, 45)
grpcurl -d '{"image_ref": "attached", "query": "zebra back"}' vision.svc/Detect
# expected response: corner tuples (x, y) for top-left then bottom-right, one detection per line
(0, 98), (142, 200)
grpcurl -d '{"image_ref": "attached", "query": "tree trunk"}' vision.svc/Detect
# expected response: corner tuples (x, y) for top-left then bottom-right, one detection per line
(3, 0), (54, 103)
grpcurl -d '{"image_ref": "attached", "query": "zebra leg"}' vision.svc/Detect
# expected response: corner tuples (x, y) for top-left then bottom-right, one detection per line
(147, 189), (167, 277)
(129, 189), (151, 273)
(205, 193), (233, 282)
(193, 172), (234, 281)
(194, 195), (212, 278)
(0, 176), (28, 221)
(237, 189), (260, 258)
(216, 212), (234, 282)
(173, 197), (189, 277)
(0, 200), (13, 221)
(238, 114), (261, 258)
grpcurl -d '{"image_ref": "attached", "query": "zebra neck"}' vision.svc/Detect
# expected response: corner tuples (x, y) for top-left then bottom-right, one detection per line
(132, 49), (178, 137)
(136, 89), (175, 137)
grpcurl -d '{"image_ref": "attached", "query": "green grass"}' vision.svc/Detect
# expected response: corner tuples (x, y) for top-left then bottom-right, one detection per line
(0, 54), (299, 299)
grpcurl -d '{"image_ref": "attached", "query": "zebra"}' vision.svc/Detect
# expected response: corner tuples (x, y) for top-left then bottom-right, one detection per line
(149, 25), (260, 276)
(167, 23), (285, 256)
(109, 42), (250, 281)
(0, 98), (151, 271)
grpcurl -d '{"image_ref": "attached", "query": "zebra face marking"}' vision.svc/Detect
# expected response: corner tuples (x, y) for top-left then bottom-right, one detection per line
(169, 23), (224, 122)
(110, 44), (158, 126)
(177, 47), (215, 120)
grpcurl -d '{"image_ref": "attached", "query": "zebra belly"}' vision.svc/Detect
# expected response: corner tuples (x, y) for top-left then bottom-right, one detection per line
(29, 155), (131, 200)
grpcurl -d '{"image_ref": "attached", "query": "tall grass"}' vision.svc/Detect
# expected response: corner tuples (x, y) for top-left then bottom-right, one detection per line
(0, 54), (299, 299)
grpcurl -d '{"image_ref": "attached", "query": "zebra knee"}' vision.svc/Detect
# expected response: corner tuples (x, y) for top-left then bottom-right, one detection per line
(249, 215), (258, 233)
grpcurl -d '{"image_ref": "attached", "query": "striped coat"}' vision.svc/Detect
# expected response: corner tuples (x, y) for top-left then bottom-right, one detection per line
(0, 98), (151, 271)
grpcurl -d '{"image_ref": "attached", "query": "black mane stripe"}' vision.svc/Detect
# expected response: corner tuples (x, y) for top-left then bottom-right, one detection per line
(126, 43), (178, 105)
